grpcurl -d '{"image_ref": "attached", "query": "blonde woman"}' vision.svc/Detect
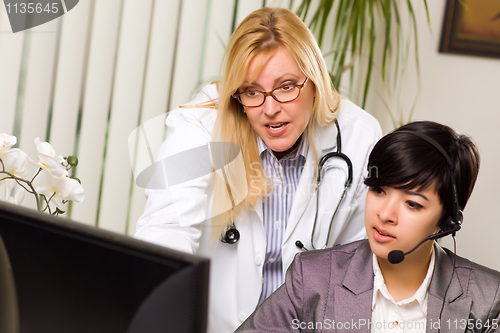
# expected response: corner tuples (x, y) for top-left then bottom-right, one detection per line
(135, 7), (381, 333)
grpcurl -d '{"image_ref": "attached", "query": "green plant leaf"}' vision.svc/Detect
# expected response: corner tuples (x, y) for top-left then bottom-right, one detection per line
(377, 91), (397, 128)
(318, 0), (335, 47)
(423, 0), (432, 34)
(381, 0), (392, 84)
(407, 0), (421, 81)
(362, 16), (376, 109)
(295, 0), (429, 125)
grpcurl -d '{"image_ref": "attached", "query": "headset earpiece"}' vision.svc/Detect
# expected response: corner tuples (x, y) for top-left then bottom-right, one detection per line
(442, 210), (463, 231)
(440, 217), (453, 231)
(398, 130), (463, 237)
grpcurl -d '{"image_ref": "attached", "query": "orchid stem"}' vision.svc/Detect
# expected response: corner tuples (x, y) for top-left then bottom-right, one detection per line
(0, 170), (41, 210)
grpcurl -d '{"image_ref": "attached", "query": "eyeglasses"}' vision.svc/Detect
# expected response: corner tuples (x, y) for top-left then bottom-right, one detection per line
(232, 78), (309, 108)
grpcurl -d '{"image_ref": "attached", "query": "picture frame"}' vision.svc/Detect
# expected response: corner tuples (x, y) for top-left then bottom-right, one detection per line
(439, 0), (500, 58)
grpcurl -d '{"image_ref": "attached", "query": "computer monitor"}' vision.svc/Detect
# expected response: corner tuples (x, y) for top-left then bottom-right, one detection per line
(0, 201), (209, 333)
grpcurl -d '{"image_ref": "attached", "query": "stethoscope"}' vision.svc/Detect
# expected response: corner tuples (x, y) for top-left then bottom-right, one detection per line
(221, 120), (353, 249)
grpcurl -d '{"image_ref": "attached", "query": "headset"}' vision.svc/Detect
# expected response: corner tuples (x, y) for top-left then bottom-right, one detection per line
(387, 130), (462, 264)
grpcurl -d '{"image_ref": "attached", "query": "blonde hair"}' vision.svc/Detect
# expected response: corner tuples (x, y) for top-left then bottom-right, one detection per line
(211, 7), (341, 239)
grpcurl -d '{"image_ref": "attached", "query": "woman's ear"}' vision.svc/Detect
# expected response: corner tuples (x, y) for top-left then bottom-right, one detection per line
(433, 225), (442, 235)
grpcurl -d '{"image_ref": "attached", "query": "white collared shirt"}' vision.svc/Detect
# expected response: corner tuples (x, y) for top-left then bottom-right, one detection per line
(371, 247), (435, 333)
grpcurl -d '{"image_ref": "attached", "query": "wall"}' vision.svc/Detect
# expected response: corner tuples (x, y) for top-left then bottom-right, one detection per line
(365, 0), (500, 270)
(0, 0), (276, 236)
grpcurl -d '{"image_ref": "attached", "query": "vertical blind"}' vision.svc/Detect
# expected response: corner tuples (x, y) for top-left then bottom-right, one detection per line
(0, 0), (298, 235)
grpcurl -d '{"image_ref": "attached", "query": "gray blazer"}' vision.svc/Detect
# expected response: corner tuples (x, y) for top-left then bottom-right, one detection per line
(236, 240), (500, 332)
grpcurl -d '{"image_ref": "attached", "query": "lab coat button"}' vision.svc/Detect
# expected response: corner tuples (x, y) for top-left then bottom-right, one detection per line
(238, 313), (248, 322)
(255, 256), (262, 266)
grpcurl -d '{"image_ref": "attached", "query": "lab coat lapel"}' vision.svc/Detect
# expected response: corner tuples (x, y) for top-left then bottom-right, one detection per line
(426, 243), (471, 332)
(283, 124), (338, 244)
(282, 145), (315, 243)
(333, 241), (374, 333)
(254, 197), (263, 223)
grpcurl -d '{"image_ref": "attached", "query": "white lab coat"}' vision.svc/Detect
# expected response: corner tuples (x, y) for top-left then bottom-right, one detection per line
(135, 84), (382, 333)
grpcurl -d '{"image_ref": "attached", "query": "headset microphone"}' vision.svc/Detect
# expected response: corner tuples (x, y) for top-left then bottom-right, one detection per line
(387, 212), (462, 264)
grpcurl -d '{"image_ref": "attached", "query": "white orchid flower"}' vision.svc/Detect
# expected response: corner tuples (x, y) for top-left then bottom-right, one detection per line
(0, 134), (84, 213)
(0, 133), (17, 154)
(0, 180), (14, 202)
(33, 137), (67, 178)
(0, 148), (28, 177)
(0, 180), (21, 203)
(33, 170), (85, 211)
(0, 149), (29, 203)
(13, 186), (25, 204)
(4, 187), (26, 205)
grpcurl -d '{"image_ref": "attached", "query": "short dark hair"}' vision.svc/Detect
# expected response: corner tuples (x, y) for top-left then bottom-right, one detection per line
(364, 121), (480, 229)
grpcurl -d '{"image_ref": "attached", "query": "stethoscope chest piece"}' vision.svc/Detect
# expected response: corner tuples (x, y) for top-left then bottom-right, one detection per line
(222, 227), (240, 244)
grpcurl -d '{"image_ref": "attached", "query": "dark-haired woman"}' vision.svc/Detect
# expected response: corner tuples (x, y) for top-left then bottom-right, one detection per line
(236, 120), (500, 333)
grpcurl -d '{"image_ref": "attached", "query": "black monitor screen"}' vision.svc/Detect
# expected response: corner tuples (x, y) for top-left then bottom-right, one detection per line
(0, 201), (209, 333)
